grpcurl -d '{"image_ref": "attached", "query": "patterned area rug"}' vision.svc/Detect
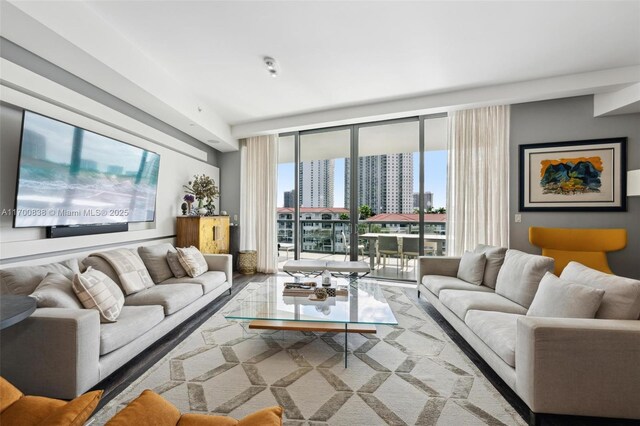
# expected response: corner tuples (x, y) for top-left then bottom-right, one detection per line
(93, 281), (525, 425)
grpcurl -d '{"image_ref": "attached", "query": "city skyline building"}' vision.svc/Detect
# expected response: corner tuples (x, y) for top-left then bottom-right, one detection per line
(283, 189), (295, 208)
(344, 153), (414, 214)
(413, 191), (434, 210)
(299, 159), (334, 207)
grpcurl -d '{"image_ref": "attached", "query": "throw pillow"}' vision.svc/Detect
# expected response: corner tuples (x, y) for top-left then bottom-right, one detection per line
(105, 389), (181, 426)
(82, 256), (123, 289)
(527, 272), (605, 318)
(30, 272), (83, 309)
(138, 244), (176, 283)
(38, 390), (102, 426)
(561, 261), (640, 319)
(72, 267), (124, 322)
(456, 251), (487, 285)
(473, 244), (508, 289)
(0, 259), (81, 296)
(176, 246), (208, 278)
(166, 251), (188, 278)
(495, 249), (554, 308)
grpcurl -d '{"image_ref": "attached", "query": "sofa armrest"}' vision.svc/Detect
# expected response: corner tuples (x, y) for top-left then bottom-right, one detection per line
(203, 254), (233, 286)
(515, 316), (640, 419)
(0, 307), (101, 399)
(417, 256), (461, 284)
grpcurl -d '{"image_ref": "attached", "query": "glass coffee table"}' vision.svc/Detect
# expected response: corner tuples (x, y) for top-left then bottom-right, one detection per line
(224, 276), (398, 367)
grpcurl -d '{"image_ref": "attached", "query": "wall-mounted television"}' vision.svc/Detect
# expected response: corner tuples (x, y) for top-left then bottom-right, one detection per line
(14, 110), (160, 228)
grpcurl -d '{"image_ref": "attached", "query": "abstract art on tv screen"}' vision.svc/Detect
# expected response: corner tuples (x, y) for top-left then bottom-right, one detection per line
(519, 138), (627, 212)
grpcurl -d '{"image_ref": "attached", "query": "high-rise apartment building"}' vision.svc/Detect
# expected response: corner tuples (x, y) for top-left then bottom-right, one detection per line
(283, 190), (296, 208)
(299, 160), (334, 207)
(345, 153), (413, 214)
(413, 191), (434, 210)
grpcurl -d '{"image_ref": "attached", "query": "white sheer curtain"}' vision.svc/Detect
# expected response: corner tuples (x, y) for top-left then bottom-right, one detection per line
(446, 105), (510, 255)
(240, 135), (278, 273)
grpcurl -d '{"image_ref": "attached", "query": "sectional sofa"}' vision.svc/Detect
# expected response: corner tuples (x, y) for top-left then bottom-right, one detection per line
(417, 247), (640, 422)
(0, 243), (232, 399)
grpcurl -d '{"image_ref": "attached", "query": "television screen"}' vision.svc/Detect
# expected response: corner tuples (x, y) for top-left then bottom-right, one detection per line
(14, 111), (160, 228)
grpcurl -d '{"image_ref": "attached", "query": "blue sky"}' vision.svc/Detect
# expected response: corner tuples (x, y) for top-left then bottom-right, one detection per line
(277, 150), (447, 209)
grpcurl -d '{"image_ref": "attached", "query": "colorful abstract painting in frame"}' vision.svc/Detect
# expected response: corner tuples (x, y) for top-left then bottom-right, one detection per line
(519, 138), (627, 211)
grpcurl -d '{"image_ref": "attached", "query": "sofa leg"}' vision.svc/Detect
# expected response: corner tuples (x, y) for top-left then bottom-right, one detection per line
(528, 411), (540, 426)
(417, 290), (421, 299)
(228, 288), (232, 295)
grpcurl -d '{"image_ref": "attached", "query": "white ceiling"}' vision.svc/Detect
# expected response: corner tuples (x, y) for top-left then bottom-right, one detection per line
(2, 1), (640, 148)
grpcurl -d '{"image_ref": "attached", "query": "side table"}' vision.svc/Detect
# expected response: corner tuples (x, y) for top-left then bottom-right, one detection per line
(1, 295), (37, 330)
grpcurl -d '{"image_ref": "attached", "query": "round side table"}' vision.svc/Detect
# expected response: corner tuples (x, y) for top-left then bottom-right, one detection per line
(1, 295), (37, 330)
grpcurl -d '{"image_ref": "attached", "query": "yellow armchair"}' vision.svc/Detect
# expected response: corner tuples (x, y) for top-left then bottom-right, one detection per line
(529, 227), (627, 275)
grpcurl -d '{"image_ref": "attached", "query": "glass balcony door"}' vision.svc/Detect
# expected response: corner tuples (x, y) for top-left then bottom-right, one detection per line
(356, 119), (420, 280)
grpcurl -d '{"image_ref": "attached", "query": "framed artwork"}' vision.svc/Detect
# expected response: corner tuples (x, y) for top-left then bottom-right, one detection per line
(519, 138), (627, 212)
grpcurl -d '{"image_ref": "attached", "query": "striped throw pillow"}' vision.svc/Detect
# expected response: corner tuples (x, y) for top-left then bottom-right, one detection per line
(72, 267), (124, 322)
(176, 246), (208, 278)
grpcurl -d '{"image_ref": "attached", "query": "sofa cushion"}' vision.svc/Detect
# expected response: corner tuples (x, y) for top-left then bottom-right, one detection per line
(161, 271), (227, 295)
(92, 249), (154, 295)
(0, 259), (80, 296)
(176, 246), (208, 278)
(138, 244), (175, 284)
(422, 275), (494, 297)
(528, 272), (604, 319)
(100, 305), (164, 355)
(125, 283), (202, 315)
(456, 251), (486, 285)
(495, 250), (554, 308)
(465, 310), (520, 367)
(82, 256), (123, 289)
(474, 244), (507, 289)
(167, 251), (188, 278)
(439, 289), (528, 320)
(37, 390), (102, 426)
(73, 268), (125, 323)
(30, 272), (83, 309)
(0, 376), (23, 413)
(560, 261), (640, 320)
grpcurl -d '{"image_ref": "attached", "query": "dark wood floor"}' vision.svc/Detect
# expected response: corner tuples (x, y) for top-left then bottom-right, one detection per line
(91, 274), (637, 425)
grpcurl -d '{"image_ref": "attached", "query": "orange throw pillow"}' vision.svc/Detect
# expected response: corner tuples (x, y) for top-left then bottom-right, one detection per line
(177, 406), (283, 426)
(0, 396), (66, 426)
(0, 376), (23, 413)
(39, 390), (103, 426)
(238, 406), (282, 426)
(106, 390), (181, 426)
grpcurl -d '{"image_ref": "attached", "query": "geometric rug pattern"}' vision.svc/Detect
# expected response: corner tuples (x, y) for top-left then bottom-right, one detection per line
(92, 281), (525, 425)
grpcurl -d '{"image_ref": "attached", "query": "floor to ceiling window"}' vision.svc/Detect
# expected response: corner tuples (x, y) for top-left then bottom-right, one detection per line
(276, 114), (447, 281)
(298, 128), (350, 261)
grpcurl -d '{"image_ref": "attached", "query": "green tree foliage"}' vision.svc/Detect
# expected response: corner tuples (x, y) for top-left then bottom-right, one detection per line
(359, 205), (373, 219)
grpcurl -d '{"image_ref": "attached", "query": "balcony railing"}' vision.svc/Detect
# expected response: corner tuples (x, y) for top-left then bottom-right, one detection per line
(277, 219), (446, 256)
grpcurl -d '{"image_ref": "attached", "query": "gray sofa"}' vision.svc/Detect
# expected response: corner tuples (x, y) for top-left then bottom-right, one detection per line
(0, 243), (232, 399)
(417, 248), (640, 422)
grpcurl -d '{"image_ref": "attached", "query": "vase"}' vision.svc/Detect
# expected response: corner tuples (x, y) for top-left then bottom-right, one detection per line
(197, 208), (208, 216)
(186, 202), (192, 214)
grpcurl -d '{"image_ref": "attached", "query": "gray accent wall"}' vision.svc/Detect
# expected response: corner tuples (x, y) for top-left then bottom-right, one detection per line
(510, 95), (640, 279)
(220, 150), (242, 223)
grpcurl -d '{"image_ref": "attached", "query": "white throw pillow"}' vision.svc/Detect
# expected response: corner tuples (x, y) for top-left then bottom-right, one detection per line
(527, 272), (604, 318)
(72, 267), (124, 322)
(456, 251), (487, 285)
(473, 244), (507, 289)
(176, 246), (209, 278)
(560, 262), (640, 319)
(495, 250), (555, 308)
(30, 272), (83, 309)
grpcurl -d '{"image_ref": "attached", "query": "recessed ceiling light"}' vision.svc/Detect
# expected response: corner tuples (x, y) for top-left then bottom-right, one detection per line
(207, 139), (220, 144)
(263, 56), (279, 78)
